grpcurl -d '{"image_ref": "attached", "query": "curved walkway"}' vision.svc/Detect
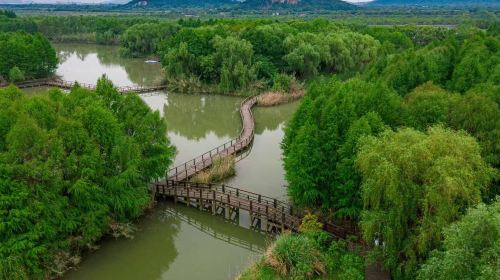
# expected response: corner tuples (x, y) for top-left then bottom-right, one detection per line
(154, 95), (353, 239)
(164, 96), (257, 182)
(6, 78), (353, 238)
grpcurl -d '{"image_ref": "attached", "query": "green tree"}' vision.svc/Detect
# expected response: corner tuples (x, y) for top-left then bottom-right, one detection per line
(451, 35), (500, 92)
(357, 126), (493, 279)
(120, 22), (180, 57)
(404, 82), (457, 130)
(8, 66), (24, 82)
(283, 78), (402, 218)
(0, 77), (175, 279)
(0, 32), (57, 80)
(212, 35), (256, 93)
(417, 200), (500, 280)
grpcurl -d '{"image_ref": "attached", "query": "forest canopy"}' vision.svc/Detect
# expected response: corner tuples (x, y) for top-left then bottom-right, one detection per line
(0, 31), (57, 82)
(282, 24), (499, 280)
(0, 77), (175, 279)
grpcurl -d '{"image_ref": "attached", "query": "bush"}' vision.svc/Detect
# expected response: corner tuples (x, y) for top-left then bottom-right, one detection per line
(265, 234), (325, 278)
(325, 241), (365, 280)
(299, 214), (323, 234)
(8, 66), (25, 82)
(272, 73), (302, 94)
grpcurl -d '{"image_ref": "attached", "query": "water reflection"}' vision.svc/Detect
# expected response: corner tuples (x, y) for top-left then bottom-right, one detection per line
(55, 43), (164, 87)
(223, 102), (300, 201)
(50, 44), (298, 280)
(164, 94), (242, 140)
(64, 207), (180, 280)
(65, 203), (267, 280)
(140, 92), (243, 165)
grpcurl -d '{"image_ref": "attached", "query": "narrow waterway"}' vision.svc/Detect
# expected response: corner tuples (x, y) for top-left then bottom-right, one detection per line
(41, 44), (299, 280)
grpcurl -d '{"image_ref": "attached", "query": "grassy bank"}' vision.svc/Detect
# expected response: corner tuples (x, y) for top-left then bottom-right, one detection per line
(239, 215), (365, 280)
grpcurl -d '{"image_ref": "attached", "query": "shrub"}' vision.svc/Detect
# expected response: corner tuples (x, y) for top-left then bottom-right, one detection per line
(299, 214), (323, 234)
(265, 234), (325, 278)
(8, 66), (25, 82)
(325, 241), (365, 280)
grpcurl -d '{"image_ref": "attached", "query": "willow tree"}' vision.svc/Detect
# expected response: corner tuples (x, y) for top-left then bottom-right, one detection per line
(357, 126), (493, 279)
(213, 35), (256, 93)
(417, 200), (500, 280)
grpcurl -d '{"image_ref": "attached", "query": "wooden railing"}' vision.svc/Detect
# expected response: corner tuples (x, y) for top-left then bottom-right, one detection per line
(2, 78), (167, 94)
(154, 180), (353, 239)
(165, 96), (257, 181)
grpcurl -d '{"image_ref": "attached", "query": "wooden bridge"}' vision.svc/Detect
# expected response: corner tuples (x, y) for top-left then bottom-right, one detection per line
(165, 96), (257, 182)
(3, 78), (167, 94)
(152, 95), (354, 239)
(6, 77), (354, 239)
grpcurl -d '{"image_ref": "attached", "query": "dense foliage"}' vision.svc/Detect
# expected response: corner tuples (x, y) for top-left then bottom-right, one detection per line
(156, 19), (382, 94)
(0, 31), (57, 82)
(0, 10), (37, 33)
(33, 16), (158, 44)
(240, 215), (364, 280)
(282, 78), (401, 218)
(119, 22), (180, 57)
(417, 200), (500, 280)
(283, 24), (499, 279)
(0, 77), (175, 279)
(357, 127), (492, 278)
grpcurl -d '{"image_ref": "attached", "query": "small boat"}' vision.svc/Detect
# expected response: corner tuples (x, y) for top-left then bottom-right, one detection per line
(144, 60), (159, 64)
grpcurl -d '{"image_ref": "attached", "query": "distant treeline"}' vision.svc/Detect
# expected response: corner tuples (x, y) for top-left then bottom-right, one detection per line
(118, 18), (495, 95)
(0, 7), (498, 44)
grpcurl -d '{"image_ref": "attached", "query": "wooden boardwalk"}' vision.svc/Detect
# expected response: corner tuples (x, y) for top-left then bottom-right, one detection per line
(165, 96), (257, 182)
(3, 78), (167, 94)
(6, 77), (354, 238)
(155, 180), (302, 233)
(153, 95), (354, 239)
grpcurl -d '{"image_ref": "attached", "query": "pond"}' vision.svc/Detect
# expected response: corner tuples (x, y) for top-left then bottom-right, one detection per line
(42, 43), (298, 280)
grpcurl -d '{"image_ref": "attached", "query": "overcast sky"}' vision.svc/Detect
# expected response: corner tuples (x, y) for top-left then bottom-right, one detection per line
(0, 0), (374, 4)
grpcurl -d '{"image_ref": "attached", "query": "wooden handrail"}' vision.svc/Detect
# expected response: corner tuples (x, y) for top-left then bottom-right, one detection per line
(166, 95), (257, 181)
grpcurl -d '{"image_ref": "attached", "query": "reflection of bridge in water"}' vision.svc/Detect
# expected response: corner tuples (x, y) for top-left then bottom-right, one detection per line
(161, 206), (266, 254)
(6, 77), (355, 239)
(154, 96), (355, 239)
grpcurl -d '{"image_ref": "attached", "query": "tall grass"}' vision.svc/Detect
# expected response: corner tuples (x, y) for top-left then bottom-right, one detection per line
(265, 234), (326, 278)
(192, 155), (235, 183)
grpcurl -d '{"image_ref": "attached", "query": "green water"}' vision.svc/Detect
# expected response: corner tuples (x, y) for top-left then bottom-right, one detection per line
(46, 43), (298, 280)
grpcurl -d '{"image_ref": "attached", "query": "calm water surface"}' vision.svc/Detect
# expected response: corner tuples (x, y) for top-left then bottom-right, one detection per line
(51, 44), (298, 280)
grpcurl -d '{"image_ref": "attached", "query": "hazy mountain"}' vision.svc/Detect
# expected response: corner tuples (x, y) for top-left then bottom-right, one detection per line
(368, 0), (500, 6)
(123, 0), (236, 8)
(238, 0), (355, 10)
(122, 0), (355, 10)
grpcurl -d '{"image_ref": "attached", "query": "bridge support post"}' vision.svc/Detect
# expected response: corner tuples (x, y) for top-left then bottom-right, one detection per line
(199, 189), (203, 211)
(224, 194), (230, 219)
(174, 187), (177, 204)
(249, 200), (254, 228)
(186, 187), (190, 208)
(263, 205), (269, 232)
(211, 190), (216, 215)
